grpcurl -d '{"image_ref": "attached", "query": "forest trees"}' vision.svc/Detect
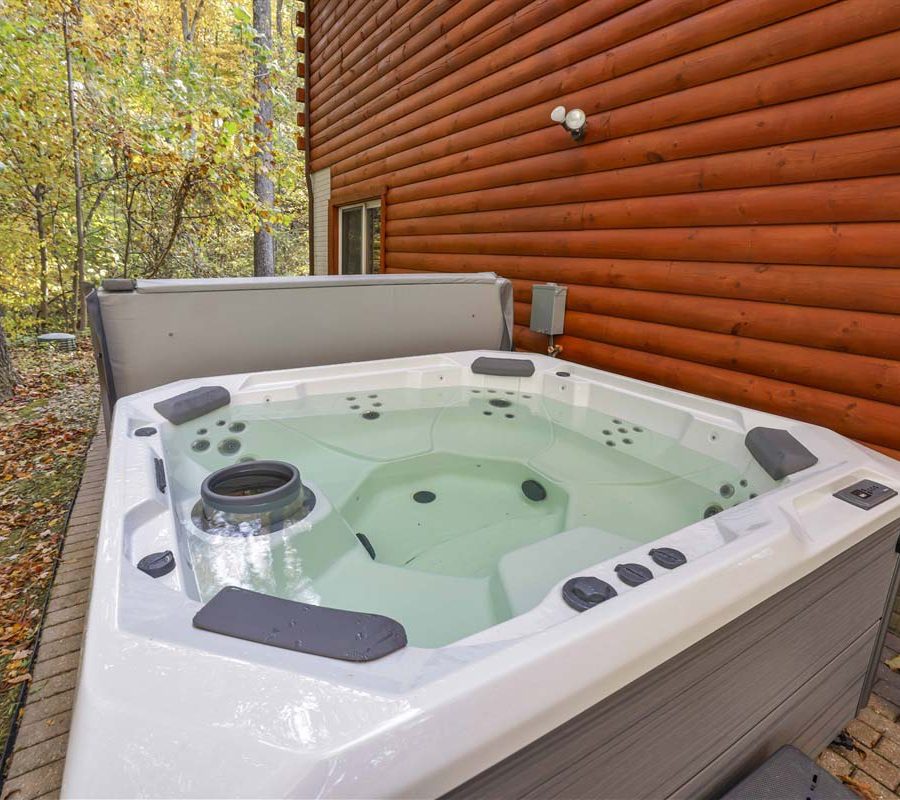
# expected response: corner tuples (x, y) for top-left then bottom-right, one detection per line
(0, 0), (307, 342)
(0, 325), (17, 400)
(252, 0), (275, 277)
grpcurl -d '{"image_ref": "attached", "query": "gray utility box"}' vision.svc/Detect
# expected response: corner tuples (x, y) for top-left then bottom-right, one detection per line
(530, 283), (567, 336)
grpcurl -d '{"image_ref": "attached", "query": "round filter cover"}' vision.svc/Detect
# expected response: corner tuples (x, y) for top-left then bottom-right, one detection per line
(615, 562), (653, 587)
(562, 576), (617, 611)
(649, 547), (687, 569)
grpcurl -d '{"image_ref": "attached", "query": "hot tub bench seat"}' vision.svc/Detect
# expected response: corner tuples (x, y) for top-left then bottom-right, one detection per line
(497, 527), (636, 616)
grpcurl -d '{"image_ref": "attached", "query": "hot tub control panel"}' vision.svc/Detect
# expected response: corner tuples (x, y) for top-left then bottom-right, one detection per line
(834, 480), (898, 510)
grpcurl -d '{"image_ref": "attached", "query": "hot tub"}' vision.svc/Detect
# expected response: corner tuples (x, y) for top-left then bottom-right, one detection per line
(63, 351), (900, 799)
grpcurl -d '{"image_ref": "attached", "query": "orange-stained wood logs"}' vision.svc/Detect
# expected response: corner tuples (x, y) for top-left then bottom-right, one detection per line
(386, 176), (900, 236)
(387, 255), (900, 315)
(333, 31), (900, 201)
(512, 326), (900, 452)
(508, 302), (900, 404)
(385, 224), (900, 267)
(341, 79), (900, 205)
(388, 129), (900, 220)
(326, 0), (882, 183)
(308, 0), (900, 459)
(504, 282), (900, 360)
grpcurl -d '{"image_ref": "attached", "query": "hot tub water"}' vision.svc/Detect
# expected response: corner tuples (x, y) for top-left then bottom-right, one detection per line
(161, 385), (771, 646)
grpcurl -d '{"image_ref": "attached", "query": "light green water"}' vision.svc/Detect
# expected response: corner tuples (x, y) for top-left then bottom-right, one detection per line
(162, 386), (773, 647)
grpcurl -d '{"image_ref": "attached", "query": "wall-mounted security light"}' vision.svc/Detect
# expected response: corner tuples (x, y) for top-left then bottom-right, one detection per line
(551, 105), (587, 142)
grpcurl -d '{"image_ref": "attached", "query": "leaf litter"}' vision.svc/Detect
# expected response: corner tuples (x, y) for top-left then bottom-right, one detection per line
(0, 340), (98, 755)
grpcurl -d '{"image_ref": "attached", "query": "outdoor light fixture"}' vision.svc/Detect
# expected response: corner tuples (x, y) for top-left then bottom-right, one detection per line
(551, 105), (587, 142)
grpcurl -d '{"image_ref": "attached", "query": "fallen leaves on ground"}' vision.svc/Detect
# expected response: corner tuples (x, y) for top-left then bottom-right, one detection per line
(0, 339), (98, 753)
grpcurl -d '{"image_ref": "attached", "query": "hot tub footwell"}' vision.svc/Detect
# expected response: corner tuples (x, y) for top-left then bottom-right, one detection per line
(443, 518), (900, 800)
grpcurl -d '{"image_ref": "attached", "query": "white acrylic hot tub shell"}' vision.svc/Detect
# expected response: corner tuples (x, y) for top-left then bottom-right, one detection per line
(61, 352), (900, 799)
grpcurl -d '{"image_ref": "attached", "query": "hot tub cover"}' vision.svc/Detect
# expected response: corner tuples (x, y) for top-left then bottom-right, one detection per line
(87, 273), (513, 425)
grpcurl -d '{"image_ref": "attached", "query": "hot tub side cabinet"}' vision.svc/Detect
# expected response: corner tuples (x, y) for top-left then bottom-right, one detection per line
(445, 519), (900, 799)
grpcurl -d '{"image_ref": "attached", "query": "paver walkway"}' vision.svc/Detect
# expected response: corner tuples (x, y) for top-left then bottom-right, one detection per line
(817, 633), (900, 799)
(0, 424), (899, 799)
(1, 428), (106, 800)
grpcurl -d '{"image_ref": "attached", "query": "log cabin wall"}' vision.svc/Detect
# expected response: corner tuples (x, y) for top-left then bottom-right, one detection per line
(305, 0), (900, 458)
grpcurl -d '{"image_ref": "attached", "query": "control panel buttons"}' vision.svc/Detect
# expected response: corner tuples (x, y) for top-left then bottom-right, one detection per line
(614, 563), (653, 587)
(562, 576), (617, 612)
(834, 480), (897, 510)
(649, 547), (687, 569)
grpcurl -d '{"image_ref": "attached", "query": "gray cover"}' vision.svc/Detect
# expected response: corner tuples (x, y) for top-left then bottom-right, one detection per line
(153, 385), (230, 424)
(85, 289), (116, 429)
(101, 278), (137, 292)
(471, 356), (535, 377)
(719, 745), (855, 799)
(193, 586), (407, 662)
(91, 274), (513, 423)
(745, 427), (819, 480)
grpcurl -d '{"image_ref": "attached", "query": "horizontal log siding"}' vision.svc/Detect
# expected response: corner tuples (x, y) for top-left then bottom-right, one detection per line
(307, 0), (900, 455)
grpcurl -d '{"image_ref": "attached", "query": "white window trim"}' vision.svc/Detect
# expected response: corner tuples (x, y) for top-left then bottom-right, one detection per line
(310, 167), (331, 276)
(338, 199), (381, 275)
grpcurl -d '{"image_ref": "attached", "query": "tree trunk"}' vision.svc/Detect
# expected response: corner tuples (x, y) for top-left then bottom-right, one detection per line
(275, 0), (283, 55)
(0, 324), (18, 401)
(63, 11), (87, 331)
(123, 183), (135, 278)
(35, 184), (49, 328)
(179, 0), (204, 43)
(253, 0), (275, 277)
(180, 0), (192, 41)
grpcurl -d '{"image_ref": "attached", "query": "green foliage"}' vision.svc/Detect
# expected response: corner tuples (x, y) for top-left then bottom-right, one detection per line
(0, 0), (308, 337)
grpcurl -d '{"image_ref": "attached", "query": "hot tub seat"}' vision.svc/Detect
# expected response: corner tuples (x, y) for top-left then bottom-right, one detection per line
(498, 527), (637, 615)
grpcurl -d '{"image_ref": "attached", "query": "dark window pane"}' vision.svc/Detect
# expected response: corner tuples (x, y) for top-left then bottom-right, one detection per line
(367, 207), (381, 274)
(341, 207), (363, 274)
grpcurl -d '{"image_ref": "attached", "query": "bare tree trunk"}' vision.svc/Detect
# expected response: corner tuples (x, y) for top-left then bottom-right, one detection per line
(63, 11), (87, 331)
(123, 183), (135, 278)
(180, 0), (192, 41)
(179, 0), (205, 43)
(275, 0), (283, 55)
(253, 0), (275, 277)
(34, 184), (49, 328)
(0, 324), (18, 401)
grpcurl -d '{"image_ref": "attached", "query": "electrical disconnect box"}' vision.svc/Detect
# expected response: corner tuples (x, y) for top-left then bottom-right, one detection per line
(530, 283), (567, 336)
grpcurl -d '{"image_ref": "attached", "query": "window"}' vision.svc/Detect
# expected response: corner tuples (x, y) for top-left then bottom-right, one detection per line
(339, 200), (381, 274)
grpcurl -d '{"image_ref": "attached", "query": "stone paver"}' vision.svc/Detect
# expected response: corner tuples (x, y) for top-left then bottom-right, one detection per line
(6, 735), (68, 781)
(848, 718), (882, 749)
(31, 653), (80, 685)
(842, 741), (900, 790)
(17, 693), (75, 730)
(0, 762), (65, 800)
(12, 713), (71, 753)
(847, 771), (900, 800)
(1, 427), (105, 800)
